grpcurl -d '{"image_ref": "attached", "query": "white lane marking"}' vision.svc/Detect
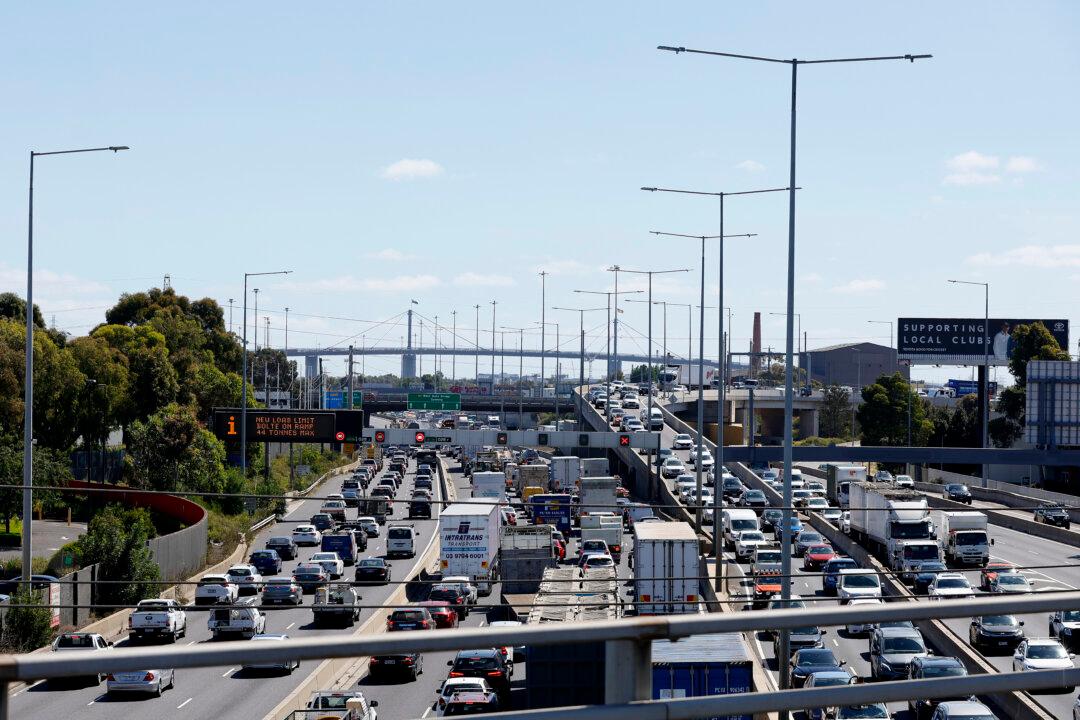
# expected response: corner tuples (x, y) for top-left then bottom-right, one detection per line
(177, 698), (193, 709)
(87, 700), (96, 706)
(221, 668), (235, 678)
(833, 639), (839, 647)
(285, 622), (295, 630)
(421, 708), (433, 719)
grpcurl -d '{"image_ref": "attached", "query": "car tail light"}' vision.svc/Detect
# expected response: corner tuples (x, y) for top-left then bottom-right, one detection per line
(403, 657), (414, 665)
(486, 670), (503, 677)
(449, 671), (464, 677)
(143, 672), (155, 681)
(369, 658), (380, 665)
(420, 620), (430, 629)
(611, 544), (622, 553)
(106, 674), (115, 681)
(386, 620), (395, 628)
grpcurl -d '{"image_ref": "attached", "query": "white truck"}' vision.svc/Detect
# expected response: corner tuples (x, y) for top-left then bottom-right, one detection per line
(581, 457), (608, 477)
(129, 598), (188, 643)
(439, 500), (501, 596)
(938, 510), (990, 567)
(312, 583), (361, 626)
(207, 597), (266, 639)
(515, 464), (549, 496)
(676, 364), (718, 389)
(472, 471), (507, 501)
(580, 513), (624, 562)
(549, 456), (581, 492)
(722, 509), (761, 550)
(848, 482), (935, 569)
(892, 539), (942, 582)
(579, 476), (619, 518)
(633, 521), (700, 615)
(824, 464), (866, 507)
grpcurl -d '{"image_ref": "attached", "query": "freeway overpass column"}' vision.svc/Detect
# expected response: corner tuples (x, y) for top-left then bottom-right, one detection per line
(604, 639), (652, 703)
(800, 408), (819, 439)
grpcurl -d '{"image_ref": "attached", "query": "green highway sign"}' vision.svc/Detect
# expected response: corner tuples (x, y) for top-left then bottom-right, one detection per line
(352, 390), (364, 407)
(408, 392), (461, 411)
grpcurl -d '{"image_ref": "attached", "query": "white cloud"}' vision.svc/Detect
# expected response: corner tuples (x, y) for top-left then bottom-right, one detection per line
(967, 244), (1080, 269)
(380, 158), (445, 181)
(948, 151), (999, 172)
(536, 260), (588, 276)
(1005, 156), (1040, 173)
(366, 248), (416, 261)
(801, 272), (823, 284)
(284, 274), (441, 293)
(830, 278), (886, 294)
(735, 159), (766, 173)
(453, 272), (515, 287)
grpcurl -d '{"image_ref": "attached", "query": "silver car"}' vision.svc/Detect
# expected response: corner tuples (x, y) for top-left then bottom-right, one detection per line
(262, 576), (303, 605)
(242, 634), (300, 674)
(106, 668), (175, 696)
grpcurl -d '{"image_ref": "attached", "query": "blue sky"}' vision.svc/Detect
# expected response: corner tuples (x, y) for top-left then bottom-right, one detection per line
(1, 2), (1077, 383)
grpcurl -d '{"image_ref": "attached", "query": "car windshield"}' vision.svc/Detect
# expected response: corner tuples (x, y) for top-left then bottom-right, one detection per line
(997, 575), (1027, 586)
(792, 626), (820, 637)
(903, 545), (939, 560)
(918, 562), (946, 573)
(836, 707), (888, 719)
(586, 557), (613, 566)
(808, 545), (832, 555)
(56, 635), (97, 649)
(764, 511), (782, 521)
(731, 519), (756, 531)
(937, 578), (968, 589)
(797, 650), (837, 665)
(358, 559), (384, 568)
(1028, 644), (1068, 659)
(799, 533), (822, 544)
(228, 568), (252, 577)
(843, 574), (879, 588)
(955, 532), (987, 546)
(746, 491), (765, 500)
(882, 637), (925, 653)
(921, 663), (965, 678)
(810, 674), (851, 687)
(981, 615), (1019, 626)
(740, 533), (765, 542)
(443, 683), (484, 697)
(388, 528), (412, 539)
(392, 610), (427, 621)
(266, 578), (293, 586)
(268, 537), (290, 544)
(454, 655), (498, 670)
(1061, 610), (1080, 622)
(828, 561), (857, 573)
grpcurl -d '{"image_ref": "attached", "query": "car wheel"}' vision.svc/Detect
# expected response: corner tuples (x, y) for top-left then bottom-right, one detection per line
(154, 680), (163, 697)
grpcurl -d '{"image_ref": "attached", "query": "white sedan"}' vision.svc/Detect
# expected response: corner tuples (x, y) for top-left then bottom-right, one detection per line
(226, 564), (264, 595)
(734, 531), (770, 559)
(672, 434), (694, 450)
(242, 634), (300, 674)
(1013, 638), (1075, 691)
(292, 525), (322, 546)
(310, 552), (345, 579)
(661, 457), (688, 478)
(928, 573), (976, 600)
(845, 598), (883, 634)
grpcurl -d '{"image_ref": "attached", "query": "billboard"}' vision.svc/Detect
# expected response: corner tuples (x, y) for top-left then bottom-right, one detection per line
(898, 318), (1069, 366)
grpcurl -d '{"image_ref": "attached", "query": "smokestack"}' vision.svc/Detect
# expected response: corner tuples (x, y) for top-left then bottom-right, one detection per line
(752, 312), (762, 376)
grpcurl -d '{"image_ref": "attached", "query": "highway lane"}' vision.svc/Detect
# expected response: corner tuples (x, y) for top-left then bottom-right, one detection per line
(12, 432), (442, 720)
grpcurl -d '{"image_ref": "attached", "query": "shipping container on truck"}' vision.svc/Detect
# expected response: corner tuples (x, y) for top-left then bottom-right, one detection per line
(652, 633), (754, 720)
(634, 521), (701, 615)
(579, 476), (619, 518)
(516, 464), (550, 496)
(549, 456), (581, 492)
(528, 493), (573, 534)
(824, 463), (866, 507)
(438, 500), (501, 595)
(472, 471), (507, 501)
(499, 525), (557, 593)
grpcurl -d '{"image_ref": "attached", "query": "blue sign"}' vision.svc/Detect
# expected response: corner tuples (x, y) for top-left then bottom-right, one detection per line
(946, 379), (999, 396)
(529, 493), (573, 533)
(324, 391), (345, 409)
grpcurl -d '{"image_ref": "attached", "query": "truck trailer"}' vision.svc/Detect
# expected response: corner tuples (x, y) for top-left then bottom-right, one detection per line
(848, 482), (934, 569)
(634, 521), (701, 615)
(438, 500), (501, 595)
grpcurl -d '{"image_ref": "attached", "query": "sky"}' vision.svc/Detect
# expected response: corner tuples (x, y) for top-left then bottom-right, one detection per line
(1, 2), (1078, 384)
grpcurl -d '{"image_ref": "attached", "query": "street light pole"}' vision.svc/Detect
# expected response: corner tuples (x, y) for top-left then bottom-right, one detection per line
(490, 300), (498, 389)
(658, 45), (930, 709)
(573, 288), (644, 421)
(241, 271), (292, 481)
(539, 270), (548, 392)
(22, 144), (130, 587)
(949, 280), (990, 487)
(538, 321), (561, 426)
(868, 319), (906, 443)
(474, 304), (481, 386)
(451, 310), (457, 386)
(553, 307), (605, 426)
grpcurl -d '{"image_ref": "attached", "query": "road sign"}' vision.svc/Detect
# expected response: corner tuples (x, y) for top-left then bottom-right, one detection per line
(363, 427), (662, 450)
(619, 434), (631, 447)
(374, 430), (386, 443)
(414, 431), (426, 444)
(352, 390), (364, 407)
(335, 431), (346, 441)
(323, 391), (345, 409)
(213, 409), (336, 442)
(408, 392), (461, 411)
(496, 432), (508, 445)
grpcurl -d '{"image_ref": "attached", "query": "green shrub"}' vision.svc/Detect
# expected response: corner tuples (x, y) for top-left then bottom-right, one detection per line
(2, 588), (54, 651)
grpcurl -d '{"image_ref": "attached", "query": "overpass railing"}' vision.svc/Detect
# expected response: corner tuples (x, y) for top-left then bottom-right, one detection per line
(3, 592), (1079, 720)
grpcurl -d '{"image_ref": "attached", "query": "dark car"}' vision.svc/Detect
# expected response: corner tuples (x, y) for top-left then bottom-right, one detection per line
(371, 486), (395, 501)
(761, 509), (783, 533)
(419, 601), (459, 629)
(721, 477), (745, 501)
(969, 614), (1025, 653)
(409, 499), (432, 519)
(913, 561), (948, 595)
(774, 624), (824, 656)
(447, 649), (512, 695)
(338, 522), (370, 552)
(788, 648), (845, 688)
(908, 656), (968, 719)
(265, 536), (298, 561)
(1034, 503), (1071, 528)
(292, 564), (329, 593)
(822, 557), (860, 595)
(0, 574), (58, 594)
(249, 549), (282, 575)
(943, 483), (972, 504)
(429, 584), (470, 619)
(369, 650), (423, 681)
(310, 513), (335, 532)
(443, 691), (500, 716)
(387, 607), (435, 631)
(355, 558), (391, 585)
(741, 489), (768, 512)
(1049, 609), (1080, 649)
(415, 477), (434, 491)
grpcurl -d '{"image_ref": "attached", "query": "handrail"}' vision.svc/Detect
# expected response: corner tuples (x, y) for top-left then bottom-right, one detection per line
(5, 591), (1078, 681)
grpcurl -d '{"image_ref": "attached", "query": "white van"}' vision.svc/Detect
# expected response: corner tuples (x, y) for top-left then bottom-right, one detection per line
(386, 525), (418, 558)
(722, 509), (760, 549)
(647, 408), (664, 431)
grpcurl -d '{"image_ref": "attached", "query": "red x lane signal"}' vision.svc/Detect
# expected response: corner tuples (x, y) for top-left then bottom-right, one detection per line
(618, 434), (631, 447)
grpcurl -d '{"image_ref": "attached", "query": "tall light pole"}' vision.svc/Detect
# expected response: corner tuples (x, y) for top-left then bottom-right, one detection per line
(553, 307), (606, 425)
(23, 144), (129, 586)
(628, 298), (670, 367)
(490, 300), (498, 389)
(502, 326), (529, 429)
(537, 320), (561, 425)
(573, 288), (644, 421)
(949, 279), (990, 487)
(606, 266), (624, 383)
(539, 270), (548, 390)
(473, 304), (481, 386)
(451, 310), (457, 385)
(616, 266), (690, 499)
(241, 271), (292, 480)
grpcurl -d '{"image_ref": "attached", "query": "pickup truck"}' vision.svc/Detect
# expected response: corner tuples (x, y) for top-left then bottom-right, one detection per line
(312, 584), (361, 626)
(51, 632), (113, 684)
(129, 598), (188, 643)
(208, 598), (266, 639)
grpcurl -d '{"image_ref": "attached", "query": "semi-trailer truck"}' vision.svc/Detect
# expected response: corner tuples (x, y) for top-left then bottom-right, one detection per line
(848, 482), (934, 569)
(634, 521), (700, 615)
(439, 500), (501, 595)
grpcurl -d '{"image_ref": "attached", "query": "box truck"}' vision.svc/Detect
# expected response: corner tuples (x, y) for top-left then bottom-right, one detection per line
(580, 513), (624, 561)
(848, 482), (934, 568)
(439, 500), (501, 595)
(516, 464), (550, 496)
(652, 633), (753, 720)
(825, 463), (866, 507)
(529, 493), (574, 534)
(579, 476), (619, 518)
(677, 364), (718, 390)
(581, 457), (608, 477)
(550, 456), (581, 492)
(938, 510), (990, 567)
(634, 521), (701, 615)
(500, 525), (557, 593)
(472, 471), (507, 501)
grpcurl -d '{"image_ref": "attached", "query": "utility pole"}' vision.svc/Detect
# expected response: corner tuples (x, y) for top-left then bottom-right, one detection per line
(490, 300), (498, 388)
(228, 298), (234, 334)
(474, 304), (481, 386)
(451, 310), (457, 386)
(348, 345), (354, 408)
(539, 270), (548, 391)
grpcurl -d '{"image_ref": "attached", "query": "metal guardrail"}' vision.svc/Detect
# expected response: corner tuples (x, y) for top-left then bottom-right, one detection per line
(3, 593), (1079, 719)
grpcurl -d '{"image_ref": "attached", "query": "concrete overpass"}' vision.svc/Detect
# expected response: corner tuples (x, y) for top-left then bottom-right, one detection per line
(666, 387), (827, 442)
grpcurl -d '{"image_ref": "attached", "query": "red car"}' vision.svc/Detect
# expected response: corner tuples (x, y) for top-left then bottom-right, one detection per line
(802, 544), (836, 570)
(553, 539), (566, 562)
(980, 561), (1017, 591)
(418, 600), (459, 629)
